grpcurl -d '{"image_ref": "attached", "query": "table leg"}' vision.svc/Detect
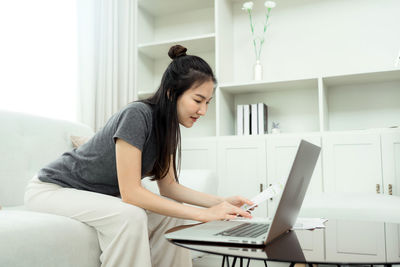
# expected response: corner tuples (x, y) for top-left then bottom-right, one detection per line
(264, 260), (268, 267)
(232, 257), (237, 266)
(221, 256), (229, 267)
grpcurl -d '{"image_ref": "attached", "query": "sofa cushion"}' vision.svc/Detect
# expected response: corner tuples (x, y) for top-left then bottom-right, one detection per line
(0, 210), (101, 267)
(0, 110), (94, 207)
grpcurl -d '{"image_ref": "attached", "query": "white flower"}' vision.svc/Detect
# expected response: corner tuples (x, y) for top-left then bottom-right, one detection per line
(242, 1), (254, 11)
(264, 1), (276, 8)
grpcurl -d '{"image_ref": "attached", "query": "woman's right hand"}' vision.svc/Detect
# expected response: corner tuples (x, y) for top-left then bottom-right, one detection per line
(198, 201), (252, 222)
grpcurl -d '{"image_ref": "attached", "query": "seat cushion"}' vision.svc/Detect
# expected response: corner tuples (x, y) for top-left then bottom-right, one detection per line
(0, 210), (101, 267)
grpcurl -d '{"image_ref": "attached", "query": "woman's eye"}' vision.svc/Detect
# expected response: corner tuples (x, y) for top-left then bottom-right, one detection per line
(194, 100), (201, 103)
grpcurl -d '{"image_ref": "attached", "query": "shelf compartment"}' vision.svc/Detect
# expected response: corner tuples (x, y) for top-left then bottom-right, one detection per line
(138, 33), (215, 59)
(322, 69), (400, 131)
(138, 0), (214, 17)
(218, 78), (320, 136)
(138, 1), (214, 45)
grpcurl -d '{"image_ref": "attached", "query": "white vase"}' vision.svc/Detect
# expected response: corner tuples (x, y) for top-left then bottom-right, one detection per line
(271, 128), (281, 134)
(253, 60), (263, 81)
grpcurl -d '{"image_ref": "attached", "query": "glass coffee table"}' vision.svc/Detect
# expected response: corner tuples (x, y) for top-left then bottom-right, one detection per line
(166, 219), (400, 267)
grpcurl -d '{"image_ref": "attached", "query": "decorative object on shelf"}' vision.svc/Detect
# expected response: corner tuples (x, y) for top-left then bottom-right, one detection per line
(242, 1), (276, 81)
(271, 121), (280, 134)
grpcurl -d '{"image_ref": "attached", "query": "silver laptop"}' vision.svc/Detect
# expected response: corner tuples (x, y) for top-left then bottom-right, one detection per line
(165, 140), (321, 245)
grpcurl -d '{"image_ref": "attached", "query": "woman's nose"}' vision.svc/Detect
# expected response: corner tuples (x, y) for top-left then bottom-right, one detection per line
(197, 103), (207, 116)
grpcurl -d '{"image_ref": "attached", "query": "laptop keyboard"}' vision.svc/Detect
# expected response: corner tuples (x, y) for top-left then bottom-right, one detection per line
(215, 223), (269, 238)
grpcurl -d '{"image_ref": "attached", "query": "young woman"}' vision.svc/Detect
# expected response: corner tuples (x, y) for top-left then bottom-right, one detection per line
(24, 45), (253, 267)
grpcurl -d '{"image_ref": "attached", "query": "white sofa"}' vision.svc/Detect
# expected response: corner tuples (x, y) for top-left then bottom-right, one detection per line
(0, 110), (217, 267)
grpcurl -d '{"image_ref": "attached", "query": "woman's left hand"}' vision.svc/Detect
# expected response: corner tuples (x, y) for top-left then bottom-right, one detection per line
(224, 196), (254, 209)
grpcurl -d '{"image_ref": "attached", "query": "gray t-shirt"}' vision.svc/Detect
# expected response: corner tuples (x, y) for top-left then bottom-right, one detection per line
(38, 102), (157, 196)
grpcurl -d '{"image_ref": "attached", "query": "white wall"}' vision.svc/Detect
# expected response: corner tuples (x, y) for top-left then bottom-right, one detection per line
(232, 0), (400, 82)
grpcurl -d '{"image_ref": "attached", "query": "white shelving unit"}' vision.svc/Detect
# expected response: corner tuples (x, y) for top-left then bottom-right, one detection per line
(134, 0), (400, 261)
(136, 0), (216, 137)
(135, 0), (400, 139)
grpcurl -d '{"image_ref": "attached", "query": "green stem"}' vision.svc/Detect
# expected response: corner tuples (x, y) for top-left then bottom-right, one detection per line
(259, 8), (271, 60)
(247, 10), (258, 60)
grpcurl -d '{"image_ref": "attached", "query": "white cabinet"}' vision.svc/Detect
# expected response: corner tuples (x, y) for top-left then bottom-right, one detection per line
(382, 132), (400, 261)
(265, 134), (323, 215)
(325, 220), (386, 262)
(381, 132), (400, 196)
(386, 223), (400, 262)
(181, 137), (217, 172)
(295, 229), (325, 261)
(322, 132), (383, 194)
(217, 136), (267, 217)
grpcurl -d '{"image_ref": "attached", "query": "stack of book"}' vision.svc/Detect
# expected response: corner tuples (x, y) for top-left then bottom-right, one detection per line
(237, 103), (268, 136)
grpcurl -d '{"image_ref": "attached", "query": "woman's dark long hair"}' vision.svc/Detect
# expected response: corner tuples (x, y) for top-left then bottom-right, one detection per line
(139, 45), (217, 181)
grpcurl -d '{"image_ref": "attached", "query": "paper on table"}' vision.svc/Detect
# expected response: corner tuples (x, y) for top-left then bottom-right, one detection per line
(292, 218), (328, 230)
(241, 180), (285, 211)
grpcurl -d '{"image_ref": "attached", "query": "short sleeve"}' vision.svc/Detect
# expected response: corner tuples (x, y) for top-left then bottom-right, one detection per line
(113, 103), (152, 151)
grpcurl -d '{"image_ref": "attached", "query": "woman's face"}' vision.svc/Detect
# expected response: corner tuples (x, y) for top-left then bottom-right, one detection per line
(176, 80), (214, 128)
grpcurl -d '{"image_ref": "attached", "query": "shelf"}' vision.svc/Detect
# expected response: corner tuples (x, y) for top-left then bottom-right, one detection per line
(138, 0), (214, 16)
(323, 69), (400, 87)
(321, 69), (400, 131)
(219, 78), (319, 94)
(137, 1), (214, 45)
(138, 34), (216, 59)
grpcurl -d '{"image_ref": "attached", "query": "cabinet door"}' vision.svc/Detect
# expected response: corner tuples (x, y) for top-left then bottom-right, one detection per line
(386, 223), (400, 262)
(325, 220), (386, 262)
(381, 132), (400, 196)
(295, 229), (325, 261)
(181, 137), (217, 172)
(322, 133), (382, 193)
(217, 136), (267, 217)
(382, 132), (400, 261)
(266, 135), (322, 215)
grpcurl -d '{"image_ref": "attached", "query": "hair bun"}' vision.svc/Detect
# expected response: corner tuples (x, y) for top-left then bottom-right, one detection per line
(168, 45), (187, 59)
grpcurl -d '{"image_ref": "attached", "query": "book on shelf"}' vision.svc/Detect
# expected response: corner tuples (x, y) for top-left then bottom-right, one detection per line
(251, 104), (258, 135)
(243, 104), (250, 135)
(236, 105), (244, 136)
(258, 103), (268, 134)
(236, 103), (268, 136)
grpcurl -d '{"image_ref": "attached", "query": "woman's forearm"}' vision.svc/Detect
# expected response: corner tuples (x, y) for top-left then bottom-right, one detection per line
(160, 182), (224, 208)
(123, 185), (206, 221)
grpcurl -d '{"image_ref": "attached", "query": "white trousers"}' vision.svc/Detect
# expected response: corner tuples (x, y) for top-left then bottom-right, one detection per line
(24, 176), (192, 267)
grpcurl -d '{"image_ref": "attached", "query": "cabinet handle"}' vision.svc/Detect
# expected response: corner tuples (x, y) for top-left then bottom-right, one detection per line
(269, 184), (273, 200)
(389, 184), (393, 195)
(376, 184), (380, 194)
(260, 183), (263, 193)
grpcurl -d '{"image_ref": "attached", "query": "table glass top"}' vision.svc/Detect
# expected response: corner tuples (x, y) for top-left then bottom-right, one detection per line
(168, 219), (400, 265)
